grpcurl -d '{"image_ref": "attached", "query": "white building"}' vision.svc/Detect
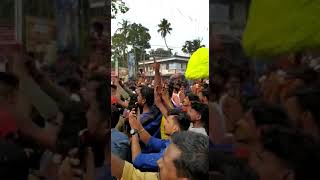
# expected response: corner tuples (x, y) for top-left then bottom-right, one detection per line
(138, 55), (190, 77)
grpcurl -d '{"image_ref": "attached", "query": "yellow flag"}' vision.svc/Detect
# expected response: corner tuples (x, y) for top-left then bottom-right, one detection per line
(243, 0), (320, 57)
(185, 47), (209, 80)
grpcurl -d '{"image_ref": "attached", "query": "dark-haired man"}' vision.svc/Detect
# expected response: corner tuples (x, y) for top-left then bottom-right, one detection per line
(112, 131), (208, 180)
(188, 101), (209, 136)
(136, 86), (162, 138)
(284, 88), (320, 139)
(128, 109), (191, 171)
(249, 126), (320, 180)
(235, 101), (290, 148)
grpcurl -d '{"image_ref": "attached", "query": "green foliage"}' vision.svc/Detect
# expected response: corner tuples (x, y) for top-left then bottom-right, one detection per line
(150, 48), (172, 57)
(111, 0), (129, 19)
(127, 23), (151, 49)
(112, 20), (151, 66)
(182, 39), (205, 55)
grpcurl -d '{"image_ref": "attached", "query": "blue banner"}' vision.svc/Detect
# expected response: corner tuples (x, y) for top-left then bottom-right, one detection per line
(54, 0), (80, 56)
(128, 52), (136, 79)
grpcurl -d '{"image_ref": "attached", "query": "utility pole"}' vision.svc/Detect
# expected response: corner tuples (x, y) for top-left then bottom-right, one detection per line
(15, 0), (22, 43)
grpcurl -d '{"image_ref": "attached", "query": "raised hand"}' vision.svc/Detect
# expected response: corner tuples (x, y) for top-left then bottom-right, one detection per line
(128, 109), (143, 130)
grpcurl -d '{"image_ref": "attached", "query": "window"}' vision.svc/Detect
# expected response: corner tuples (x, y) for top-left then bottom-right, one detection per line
(182, 63), (187, 69)
(169, 63), (181, 70)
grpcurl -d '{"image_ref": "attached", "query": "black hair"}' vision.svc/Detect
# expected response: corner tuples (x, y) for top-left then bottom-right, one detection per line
(287, 67), (318, 85)
(111, 105), (120, 128)
(171, 131), (209, 180)
(261, 126), (320, 180)
(140, 86), (154, 107)
(186, 92), (200, 102)
(210, 150), (259, 180)
(227, 68), (243, 83)
(290, 88), (320, 128)
(93, 22), (104, 36)
(0, 140), (29, 180)
(201, 88), (209, 100)
(59, 77), (81, 92)
(168, 109), (191, 131)
(0, 72), (19, 96)
(191, 102), (209, 132)
(248, 100), (290, 128)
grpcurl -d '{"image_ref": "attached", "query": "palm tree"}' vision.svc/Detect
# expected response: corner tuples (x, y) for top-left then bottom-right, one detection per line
(117, 20), (130, 66)
(157, 18), (172, 51)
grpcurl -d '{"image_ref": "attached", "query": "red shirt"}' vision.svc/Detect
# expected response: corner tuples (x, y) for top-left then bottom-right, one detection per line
(111, 96), (117, 105)
(0, 109), (17, 138)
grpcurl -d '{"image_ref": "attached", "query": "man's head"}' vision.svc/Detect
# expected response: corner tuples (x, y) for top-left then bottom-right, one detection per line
(284, 88), (320, 138)
(225, 69), (242, 98)
(137, 86), (154, 108)
(199, 88), (209, 104)
(249, 126), (320, 180)
(210, 150), (259, 180)
(164, 109), (191, 136)
(188, 102), (208, 127)
(235, 101), (290, 143)
(0, 72), (19, 105)
(157, 131), (208, 180)
(182, 93), (200, 112)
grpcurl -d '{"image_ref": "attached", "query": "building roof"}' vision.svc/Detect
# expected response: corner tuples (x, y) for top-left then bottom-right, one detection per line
(138, 55), (189, 65)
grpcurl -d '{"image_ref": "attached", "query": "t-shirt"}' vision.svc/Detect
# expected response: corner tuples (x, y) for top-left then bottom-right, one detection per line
(121, 161), (158, 180)
(160, 116), (169, 140)
(189, 123), (208, 136)
(133, 137), (170, 171)
(140, 105), (162, 138)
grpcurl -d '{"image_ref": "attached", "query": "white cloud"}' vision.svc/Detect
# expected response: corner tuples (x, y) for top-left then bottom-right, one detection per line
(111, 0), (209, 56)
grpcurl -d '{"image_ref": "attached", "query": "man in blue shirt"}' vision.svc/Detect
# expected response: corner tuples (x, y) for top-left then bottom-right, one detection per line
(128, 108), (191, 171)
(136, 86), (162, 138)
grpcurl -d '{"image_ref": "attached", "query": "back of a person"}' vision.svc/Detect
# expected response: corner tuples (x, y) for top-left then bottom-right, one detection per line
(140, 105), (162, 138)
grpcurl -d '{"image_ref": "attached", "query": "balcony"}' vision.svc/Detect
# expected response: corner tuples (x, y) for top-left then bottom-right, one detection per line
(144, 69), (186, 76)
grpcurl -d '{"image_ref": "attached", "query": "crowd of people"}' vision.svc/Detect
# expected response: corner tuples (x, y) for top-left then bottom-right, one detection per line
(0, 22), (113, 180)
(210, 52), (320, 180)
(110, 62), (210, 179)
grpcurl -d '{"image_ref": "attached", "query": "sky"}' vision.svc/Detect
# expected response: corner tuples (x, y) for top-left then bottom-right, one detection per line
(111, 0), (209, 56)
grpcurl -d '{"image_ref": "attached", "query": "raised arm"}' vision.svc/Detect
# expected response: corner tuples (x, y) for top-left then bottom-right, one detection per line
(128, 109), (152, 145)
(155, 85), (169, 118)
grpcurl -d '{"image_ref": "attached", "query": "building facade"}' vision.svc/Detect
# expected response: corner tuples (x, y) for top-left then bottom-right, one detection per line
(210, 0), (250, 61)
(138, 55), (189, 77)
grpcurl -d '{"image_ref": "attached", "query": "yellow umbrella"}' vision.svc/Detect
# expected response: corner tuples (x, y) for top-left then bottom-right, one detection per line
(185, 47), (209, 80)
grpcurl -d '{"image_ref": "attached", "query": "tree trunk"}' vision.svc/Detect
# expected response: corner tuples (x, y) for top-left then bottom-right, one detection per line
(164, 37), (169, 51)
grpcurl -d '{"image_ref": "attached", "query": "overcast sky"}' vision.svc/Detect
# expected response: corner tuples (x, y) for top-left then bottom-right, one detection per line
(111, 0), (209, 56)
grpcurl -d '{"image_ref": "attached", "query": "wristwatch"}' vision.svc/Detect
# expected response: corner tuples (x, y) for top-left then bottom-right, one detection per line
(130, 128), (145, 135)
(130, 129), (139, 136)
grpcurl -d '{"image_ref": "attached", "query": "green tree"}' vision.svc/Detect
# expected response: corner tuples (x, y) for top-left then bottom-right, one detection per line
(182, 39), (205, 55)
(111, 0), (129, 19)
(112, 32), (128, 67)
(157, 18), (172, 51)
(127, 23), (151, 62)
(150, 48), (172, 57)
(112, 21), (151, 68)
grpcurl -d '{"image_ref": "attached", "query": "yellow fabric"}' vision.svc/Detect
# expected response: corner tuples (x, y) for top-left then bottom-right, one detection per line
(185, 47), (209, 80)
(243, 0), (320, 57)
(121, 161), (159, 180)
(160, 116), (169, 139)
